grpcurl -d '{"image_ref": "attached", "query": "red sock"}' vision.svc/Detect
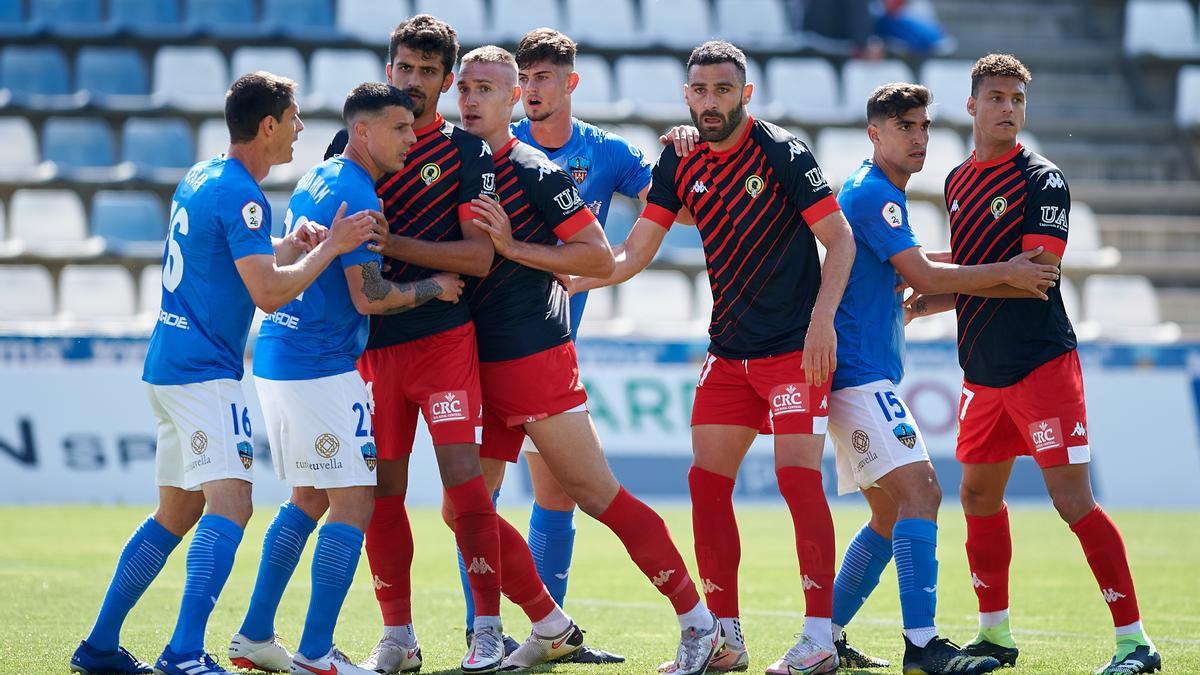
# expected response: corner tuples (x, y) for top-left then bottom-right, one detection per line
(689, 467), (740, 617)
(596, 487), (701, 614)
(495, 516), (557, 622)
(964, 503), (1012, 613)
(365, 494), (413, 625)
(446, 476), (502, 617)
(776, 467), (834, 618)
(1070, 505), (1141, 626)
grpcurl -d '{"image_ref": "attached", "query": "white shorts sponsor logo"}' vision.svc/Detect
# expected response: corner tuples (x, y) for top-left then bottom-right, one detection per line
(314, 433), (340, 458)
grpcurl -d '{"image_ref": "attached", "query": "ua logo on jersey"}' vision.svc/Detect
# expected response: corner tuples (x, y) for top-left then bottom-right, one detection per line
(805, 167), (827, 189)
(1040, 206), (1068, 231)
(1043, 172), (1065, 190)
(553, 187), (584, 211)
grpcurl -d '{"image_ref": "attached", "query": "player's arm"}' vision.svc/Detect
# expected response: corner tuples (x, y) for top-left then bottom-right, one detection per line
(903, 292), (956, 323)
(890, 246), (1058, 300)
(344, 262), (464, 315)
(469, 194), (615, 278)
(236, 203), (383, 313)
(376, 207), (495, 278)
(806, 210), (856, 386)
(570, 215), (670, 294)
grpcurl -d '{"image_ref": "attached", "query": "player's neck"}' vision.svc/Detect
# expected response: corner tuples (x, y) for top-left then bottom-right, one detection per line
(872, 152), (911, 190)
(529, 108), (573, 149)
(413, 107), (440, 133)
(973, 131), (1018, 164)
(226, 144), (270, 183)
(483, 125), (515, 155)
(707, 114), (751, 154)
(342, 143), (383, 181)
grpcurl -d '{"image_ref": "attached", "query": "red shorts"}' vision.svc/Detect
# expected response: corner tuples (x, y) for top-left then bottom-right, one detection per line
(691, 350), (832, 435)
(355, 321), (482, 459)
(956, 350), (1090, 468)
(478, 342), (589, 463)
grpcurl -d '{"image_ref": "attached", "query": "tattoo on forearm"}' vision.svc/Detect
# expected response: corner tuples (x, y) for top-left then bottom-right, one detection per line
(380, 277), (443, 314)
(913, 299), (928, 315)
(360, 261), (390, 302)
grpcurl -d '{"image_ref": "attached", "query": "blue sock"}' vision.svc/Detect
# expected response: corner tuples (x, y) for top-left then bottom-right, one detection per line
(168, 514), (243, 655)
(893, 518), (939, 632)
(239, 503), (318, 641)
(298, 523), (364, 660)
(87, 517), (182, 651)
(458, 488), (500, 630)
(832, 523), (893, 628)
(528, 503), (576, 607)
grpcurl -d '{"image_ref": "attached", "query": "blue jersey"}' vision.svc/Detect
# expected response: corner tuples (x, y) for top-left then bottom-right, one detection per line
(833, 160), (920, 391)
(143, 157), (274, 386)
(253, 157), (381, 381)
(512, 118), (651, 338)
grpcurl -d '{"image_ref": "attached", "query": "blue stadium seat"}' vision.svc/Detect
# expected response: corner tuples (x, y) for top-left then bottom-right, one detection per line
(1, 46), (82, 108)
(185, 0), (264, 37)
(30, 0), (108, 36)
(42, 117), (120, 180)
(262, 0), (336, 40)
(109, 0), (186, 37)
(122, 118), (194, 182)
(76, 47), (153, 109)
(92, 190), (167, 257)
(0, 0), (34, 37)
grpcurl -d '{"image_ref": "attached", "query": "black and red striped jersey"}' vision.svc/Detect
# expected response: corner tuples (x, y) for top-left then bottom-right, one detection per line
(641, 117), (840, 359)
(944, 143), (1076, 387)
(467, 137), (597, 362)
(324, 114), (493, 348)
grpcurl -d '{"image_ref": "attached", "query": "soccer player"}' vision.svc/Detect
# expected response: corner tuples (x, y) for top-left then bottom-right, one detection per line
(569, 40), (856, 674)
(314, 16), (515, 674)
(70, 72), (384, 675)
(822, 82), (1058, 675)
(906, 53), (1161, 675)
(452, 45), (723, 674)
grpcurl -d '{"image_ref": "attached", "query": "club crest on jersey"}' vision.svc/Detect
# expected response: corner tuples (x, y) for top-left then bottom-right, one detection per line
(1028, 418), (1063, 452)
(989, 196), (1008, 220)
(314, 433), (340, 458)
(420, 163), (441, 186)
(360, 442), (377, 471)
(745, 174), (765, 198)
(892, 422), (917, 449)
(882, 201), (903, 228)
(190, 430), (208, 455)
(237, 441), (253, 469)
(241, 201), (263, 229)
(569, 156), (590, 184)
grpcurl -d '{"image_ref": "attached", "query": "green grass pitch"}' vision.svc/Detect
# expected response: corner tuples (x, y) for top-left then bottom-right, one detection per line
(2, 505), (1197, 674)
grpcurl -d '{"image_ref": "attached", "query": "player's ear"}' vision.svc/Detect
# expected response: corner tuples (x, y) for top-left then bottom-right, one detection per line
(967, 95), (977, 118)
(441, 70), (455, 94)
(510, 84), (521, 106)
(566, 70), (580, 94)
(866, 122), (880, 146)
(742, 81), (753, 106)
(259, 113), (276, 140)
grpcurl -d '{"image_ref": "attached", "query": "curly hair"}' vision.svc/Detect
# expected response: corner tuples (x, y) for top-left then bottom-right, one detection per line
(389, 14), (459, 77)
(970, 53), (1031, 96)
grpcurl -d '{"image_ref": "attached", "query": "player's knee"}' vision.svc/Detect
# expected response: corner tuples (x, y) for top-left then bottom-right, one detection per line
(959, 480), (1001, 515)
(440, 497), (456, 530)
(289, 490), (329, 520)
(1049, 489), (1095, 524)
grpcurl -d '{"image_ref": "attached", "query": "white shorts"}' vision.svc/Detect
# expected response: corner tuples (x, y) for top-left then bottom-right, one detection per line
(256, 370), (378, 489)
(829, 380), (930, 496)
(149, 378), (256, 491)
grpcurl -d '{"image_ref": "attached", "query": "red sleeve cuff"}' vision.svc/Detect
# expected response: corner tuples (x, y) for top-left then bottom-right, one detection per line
(801, 194), (840, 227)
(553, 208), (596, 241)
(457, 202), (476, 224)
(640, 203), (677, 230)
(1023, 233), (1066, 258)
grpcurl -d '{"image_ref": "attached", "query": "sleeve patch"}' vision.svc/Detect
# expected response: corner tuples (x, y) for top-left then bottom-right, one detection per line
(882, 201), (904, 228)
(1036, 205), (1069, 232)
(241, 201), (264, 230)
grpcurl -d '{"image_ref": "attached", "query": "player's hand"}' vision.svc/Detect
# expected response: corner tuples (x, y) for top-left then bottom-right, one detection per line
(469, 195), (515, 257)
(430, 272), (464, 303)
(365, 204), (391, 254)
(1003, 246), (1058, 300)
(660, 125), (700, 158)
(802, 316), (837, 388)
(902, 291), (926, 325)
(290, 220), (328, 252)
(556, 273), (581, 296)
(328, 202), (379, 254)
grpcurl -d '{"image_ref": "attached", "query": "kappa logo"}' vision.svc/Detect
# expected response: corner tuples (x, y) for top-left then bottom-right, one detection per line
(237, 441), (253, 469)
(950, 199), (960, 213)
(537, 161), (556, 181)
(1028, 418), (1063, 452)
(652, 569), (675, 587)
(479, 140), (492, 157)
(190, 430), (208, 455)
(819, 395), (828, 410)
(787, 138), (808, 161)
(882, 201), (903, 228)
(372, 575), (393, 590)
(429, 390), (468, 424)
(1072, 421), (1087, 437)
(1043, 172), (1065, 190)
(691, 180), (708, 193)
(701, 578), (725, 593)
(1102, 587), (1127, 603)
(971, 573), (990, 589)
(467, 557), (496, 574)
(805, 167), (827, 189)
(801, 575), (822, 590)
(552, 187), (584, 212)
(419, 162), (441, 186)
(241, 201), (263, 229)
(770, 383), (809, 415)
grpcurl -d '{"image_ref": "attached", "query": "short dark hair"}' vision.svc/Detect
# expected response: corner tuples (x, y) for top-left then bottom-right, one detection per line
(389, 14), (459, 77)
(515, 28), (576, 69)
(970, 53), (1031, 96)
(866, 82), (932, 123)
(686, 40), (747, 83)
(225, 71), (296, 144)
(343, 82), (416, 125)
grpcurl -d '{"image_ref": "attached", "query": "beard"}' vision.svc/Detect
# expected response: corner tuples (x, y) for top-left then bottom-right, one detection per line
(690, 102), (744, 143)
(404, 89), (428, 119)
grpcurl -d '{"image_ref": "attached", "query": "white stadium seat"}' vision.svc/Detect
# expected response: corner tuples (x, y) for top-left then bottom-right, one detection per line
(908, 128), (966, 196)
(919, 59), (974, 125)
(714, 0), (790, 46)
(337, 0), (410, 44)
(694, 271), (713, 323)
(609, 124), (664, 166)
(195, 118), (228, 162)
(766, 58), (844, 124)
(1058, 275), (1097, 341)
(572, 55), (625, 119)
(842, 59), (915, 119)
(642, 0), (714, 48)
(266, 120), (344, 187)
(619, 269), (705, 337)
(1176, 65), (1200, 127)
(0, 117), (44, 181)
(10, 189), (104, 258)
(905, 200), (950, 252)
(1124, 0), (1198, 57)
(0, 265), (56, 331)
(615, 56), (686, 121)
(573, 286), (632, 338)
(59, 264), (137, 327)
(1062, 202), (1120, 270)
(565, 0), (638, 48)
(413, 0), (486, 45)
(815, 128), (873, 189)
(1083, 274), (1181, 343)
(153, 46), (228, 111)
(309, 48), (384, 112)
(231, 47), (307, 97)
(492, 0), (562, 42)
(744, 58), (768, 111)
(139, 263), (163, 325)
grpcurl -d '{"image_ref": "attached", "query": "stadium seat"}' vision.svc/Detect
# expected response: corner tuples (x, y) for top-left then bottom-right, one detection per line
(231, 47), (307, 97)
(1083, 274), (1181, 343)
(842, 60), (916, 119)
(0, 117), (44, 181)
(139, 263), (163, 324)
(1124, 0), (1198, 57)
(608, 125), (664, 167)
(619, 269), (705, 337)
(413, 0), (486, 45)
(58, 264), (138, 328)
(766, 58), (845, 124)
(1176, 66), (1200, 128)
(108, 0), (185, 37)
(694, 271), (713, 323)
(0, 265), (57, 331)
(815, 128), (874, 189)
(659, 223), (705, 266)
(642, 0), (714, 49)
(573, 286), (631, 338)
(92, 190), (167, 258)
(0, 197), (16, 258)
(267, 119), (343, 187)
(1063, 202), (1121, 270)
(195, 118), (228, 162)
(744, 58), (769, 112)
(572, 55), (625, 119)
(616, 56), (687, 121)
(565, 0), (639, 48)
(919, 59), (973, 125)
(121, 118), (195, 182)
(42, 117), (123, 181)
(30, 0), (104, 36)
(0, 0), (31, 37)
(906, 199), (950, 251)
(263, 0), (335, 40)
(714, 0), (791, 47)
(1058, 275), (1097, 341)
(601, 194), (640, 247)
(908, 128), (966, 195)
(75, 47), (152, 108)
(153, 47), (228, 111)
(336, 0), (410, 45)
(184, 0), (264, 37)
(1, 46), (81, 108)
(309, 48), (383, 111)
(492, 0), (562, 42)
(9, 189), (104, 258)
